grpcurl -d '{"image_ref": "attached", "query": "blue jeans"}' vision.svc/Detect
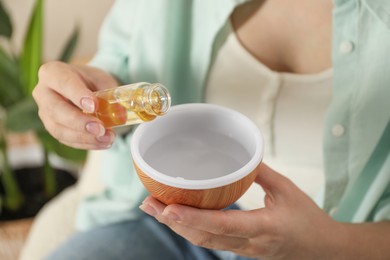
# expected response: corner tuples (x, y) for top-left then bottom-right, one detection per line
(45, 213), (256, 260)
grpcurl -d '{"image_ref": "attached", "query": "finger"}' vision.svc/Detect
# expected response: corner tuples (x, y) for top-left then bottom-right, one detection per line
(140, 197), (250, 252)
(254, 163), (297, 201)
(157, 213), (249, 253)
(140, 196), (167, 215)
(37, 61), (94, 109)
(37, 91), (99, 130)
(60, 139), (113, 150)
(142, 197), (262, 238)
(36, 88), (106, 135)
(44, 119), (115, 147)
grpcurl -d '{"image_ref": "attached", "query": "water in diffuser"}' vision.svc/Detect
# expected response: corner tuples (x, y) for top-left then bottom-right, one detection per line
(143, 130), (251, 180)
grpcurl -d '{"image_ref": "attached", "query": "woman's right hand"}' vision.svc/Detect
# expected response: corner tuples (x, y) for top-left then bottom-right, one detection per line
(33, 61), (118, 150)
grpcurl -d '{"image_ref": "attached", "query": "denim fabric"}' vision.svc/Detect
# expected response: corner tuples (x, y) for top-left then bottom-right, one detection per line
(45, 213), (255, 260)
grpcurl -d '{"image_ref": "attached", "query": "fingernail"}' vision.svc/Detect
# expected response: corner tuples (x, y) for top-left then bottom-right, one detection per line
(81, 97), (95, 113)
(86, 122), (106, 137)
(139, 204), (157, 217)
(96, 131), (115, 143)
(163, 210), (182, 223)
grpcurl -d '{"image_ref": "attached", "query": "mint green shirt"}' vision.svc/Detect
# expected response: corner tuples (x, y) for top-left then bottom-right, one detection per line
(77, 0), (390, 230)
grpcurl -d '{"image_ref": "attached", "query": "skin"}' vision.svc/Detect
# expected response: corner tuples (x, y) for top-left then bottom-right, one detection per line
(33, 62), (118, 150)
(33, 0), (332, 150)
(139, 1), (390, 259)
(231, 0), (332, 74)
(141, 164), (390, 260)
(33, 0), (390, 258)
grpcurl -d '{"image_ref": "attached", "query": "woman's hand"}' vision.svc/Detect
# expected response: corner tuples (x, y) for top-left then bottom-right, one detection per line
(140, 163), (347, 260)
(33, 61), (118, 150)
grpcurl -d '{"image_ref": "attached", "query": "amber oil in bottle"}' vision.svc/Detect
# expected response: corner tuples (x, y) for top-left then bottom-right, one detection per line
(87, 82), (171, 128)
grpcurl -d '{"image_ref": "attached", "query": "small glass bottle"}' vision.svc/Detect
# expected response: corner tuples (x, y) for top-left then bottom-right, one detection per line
(87, 82), (171, 128)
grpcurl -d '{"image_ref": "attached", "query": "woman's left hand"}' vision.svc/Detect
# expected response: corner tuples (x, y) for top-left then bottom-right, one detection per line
(140, 163), (347, 260)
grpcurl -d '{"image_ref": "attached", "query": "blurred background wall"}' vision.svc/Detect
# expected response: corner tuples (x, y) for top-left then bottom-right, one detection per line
(0, 2), (114, 259)
(2, 0), (115, 61)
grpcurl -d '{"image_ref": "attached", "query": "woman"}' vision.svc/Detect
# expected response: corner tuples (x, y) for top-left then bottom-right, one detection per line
(33, 0), (390, 259)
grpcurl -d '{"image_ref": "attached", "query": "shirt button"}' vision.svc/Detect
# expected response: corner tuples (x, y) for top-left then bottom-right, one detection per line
(332, 124), (345, 137)
(339, 41), (354, 54)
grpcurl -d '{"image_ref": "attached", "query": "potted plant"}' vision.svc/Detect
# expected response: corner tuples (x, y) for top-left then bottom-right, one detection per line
(0, 0), (87, 221)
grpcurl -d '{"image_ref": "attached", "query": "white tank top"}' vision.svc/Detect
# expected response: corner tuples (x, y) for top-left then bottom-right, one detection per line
(205, 27), (332, 209)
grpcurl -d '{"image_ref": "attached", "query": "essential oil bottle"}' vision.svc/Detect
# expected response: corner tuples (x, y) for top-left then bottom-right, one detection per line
(87, 82), (171, 128)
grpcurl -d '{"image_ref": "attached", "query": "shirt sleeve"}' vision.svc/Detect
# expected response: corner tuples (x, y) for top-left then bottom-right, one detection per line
(372, 183), (390, 222)
(75, 0), (148, 230)
(88, 0), (139, 84)
(76, 133), (148, 231)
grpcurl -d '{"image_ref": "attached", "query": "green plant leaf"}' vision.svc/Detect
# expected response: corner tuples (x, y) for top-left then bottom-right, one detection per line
(19, 0), (44, 96)
(5, 97), (45, 132)
(59, 26), (80, 62)
(37, 131), (87, 163)
(0, 46), (19, 77)
(0, 131), (24, 211)
(0, 74), (23, 108)
(0, 1), (13, 39)
(0, 46), (24, 108)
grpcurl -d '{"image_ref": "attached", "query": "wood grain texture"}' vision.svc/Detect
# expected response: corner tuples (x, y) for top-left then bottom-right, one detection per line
(134, 163), (258, 209)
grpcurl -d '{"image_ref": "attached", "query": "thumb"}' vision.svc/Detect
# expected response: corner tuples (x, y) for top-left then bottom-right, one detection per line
(254, 163), (295, 203)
